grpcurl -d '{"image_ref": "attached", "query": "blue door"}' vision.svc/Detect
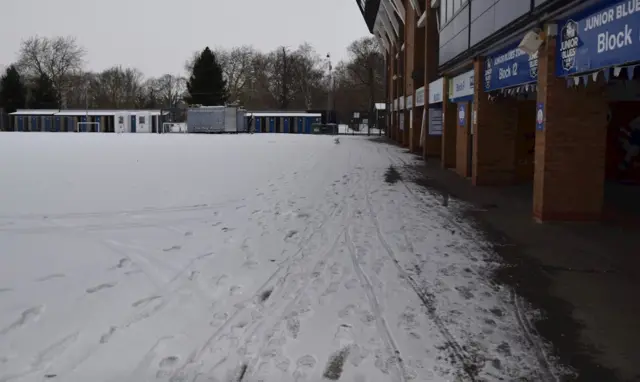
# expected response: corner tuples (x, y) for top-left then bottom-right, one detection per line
(304, 117), (312, 134)
(54, 117), (61, 132)
(95, 116), (101, 132)
(255, 118), (261, 133)
(130, 115), (137, 133)
(269, 118), (275, 133)
(283, 118), (289, 133)
(297, 117), (303, 133)
(67, 118), (74, 132)
(17, 117), (23, 131)
(78, 116), (86, 132)
(31, 116), (38, 132)
(44, 117), (51, 132)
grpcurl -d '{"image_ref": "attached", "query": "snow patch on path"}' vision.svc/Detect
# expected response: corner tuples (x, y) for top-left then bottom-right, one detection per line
(0, 133), (562, 381)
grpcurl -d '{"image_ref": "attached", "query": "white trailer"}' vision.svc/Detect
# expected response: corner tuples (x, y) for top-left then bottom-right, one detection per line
(187, 106), (241, 133)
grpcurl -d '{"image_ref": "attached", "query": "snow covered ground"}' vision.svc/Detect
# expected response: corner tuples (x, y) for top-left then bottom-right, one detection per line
(0, 133), (560, 382)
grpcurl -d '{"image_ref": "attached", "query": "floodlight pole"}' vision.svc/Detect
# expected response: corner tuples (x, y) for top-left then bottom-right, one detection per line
(326, 53), (332, 132)
(83, 85), (89, 133)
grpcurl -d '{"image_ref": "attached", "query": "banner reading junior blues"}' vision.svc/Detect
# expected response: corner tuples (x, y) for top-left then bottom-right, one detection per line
(557, 0), (640, 76)
(484, 42), (538, 92)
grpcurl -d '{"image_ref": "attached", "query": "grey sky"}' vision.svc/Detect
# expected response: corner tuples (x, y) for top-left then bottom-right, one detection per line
(1, 0), (369, 78)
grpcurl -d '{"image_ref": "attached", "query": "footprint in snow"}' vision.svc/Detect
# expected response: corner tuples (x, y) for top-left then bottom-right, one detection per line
(338, 304), (357, 319)
(243, 259), (259, 269)
(131, 296), (161, 307)
(286, 315), (301, 339)
(345, 279), (359, 290)
(334, 324), (355, 348)
(293, 354), (317, 380)
(115, 258), (131, 269)
(99, 326), (117, 344)
(156, 355), (179, 378)
(275, 356), (291, 372)
(210, 312), (230, 327)
(0, 305), (45, 335)
(35, 273), (65, 282)
(284, 230), (298, 240)
(86, 283), (116, 294)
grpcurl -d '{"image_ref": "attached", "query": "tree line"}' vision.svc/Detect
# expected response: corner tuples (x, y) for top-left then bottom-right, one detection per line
(0, 35), (385, 123)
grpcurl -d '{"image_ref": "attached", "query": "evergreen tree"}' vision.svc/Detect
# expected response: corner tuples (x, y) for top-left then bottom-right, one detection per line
(30, 74), (58, 109)
(186, 47), (229, 106)
(0, 65), (27, 114)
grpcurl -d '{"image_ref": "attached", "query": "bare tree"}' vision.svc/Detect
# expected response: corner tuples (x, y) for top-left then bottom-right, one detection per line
(214, 46), (256, 104)
(148, 74), (186, 107)
(288, 44), (325, 109)
(87, 66), (144, 108)
(244, 52), (277, 109)
(338, 37), (385, 129)
(18, 36), (86, 104)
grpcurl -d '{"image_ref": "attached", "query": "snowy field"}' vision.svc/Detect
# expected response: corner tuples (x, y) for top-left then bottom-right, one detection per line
(0, 133), (561, 382)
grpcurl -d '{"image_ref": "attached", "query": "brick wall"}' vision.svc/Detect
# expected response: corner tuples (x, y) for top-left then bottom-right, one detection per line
(472, 59), (519, 186)
(423, 4), (442, 158)
(534, 30), (608, 222)
(441, 78), (457, 168)
(410, 13), (425, 153)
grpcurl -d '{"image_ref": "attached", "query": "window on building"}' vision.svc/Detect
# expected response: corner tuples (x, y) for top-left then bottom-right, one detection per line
(139, 116), (145, 124)
(453, 0), (462, 13)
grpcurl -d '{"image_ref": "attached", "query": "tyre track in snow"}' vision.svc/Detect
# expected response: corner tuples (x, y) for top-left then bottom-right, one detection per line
(361, 161), (479, 381)
(379, 142), (556, 381)
(344, 229), (406, 382)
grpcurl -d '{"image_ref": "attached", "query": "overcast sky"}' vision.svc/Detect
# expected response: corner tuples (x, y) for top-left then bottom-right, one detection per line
(1, 0), (370, 78)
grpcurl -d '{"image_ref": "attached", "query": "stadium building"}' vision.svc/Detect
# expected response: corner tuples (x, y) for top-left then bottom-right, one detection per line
(356, 0), (640, 222)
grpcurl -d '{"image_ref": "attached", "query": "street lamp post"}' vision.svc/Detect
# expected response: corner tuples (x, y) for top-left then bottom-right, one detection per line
(326, 53), (333, 133)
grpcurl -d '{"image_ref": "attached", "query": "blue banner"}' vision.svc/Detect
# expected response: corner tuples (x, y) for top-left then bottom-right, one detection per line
(536, 103), (545, 131)
(458, 103), (467, 127)
(557, 0), (640, 76)
(484, 42), (538, 91)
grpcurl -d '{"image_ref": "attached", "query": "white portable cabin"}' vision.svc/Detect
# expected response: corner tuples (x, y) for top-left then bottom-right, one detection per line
(114, 110), (162, 133)
(129, 111), (151, 133)
(115, 112), (130, 133)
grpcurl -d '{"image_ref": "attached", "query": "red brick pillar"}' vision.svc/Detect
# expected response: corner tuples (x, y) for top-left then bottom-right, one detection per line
(455, 101), (471, 178)
(387, 51), (393, 138)
(403, 1), (412, 148)
(406, 6), (419, 152)
(472, 58), (519, 186)
(423, 5), (441, 159)
(441, 78), (457, 168)
(534, 26), (608, 222)
(395, 55), (401, 144)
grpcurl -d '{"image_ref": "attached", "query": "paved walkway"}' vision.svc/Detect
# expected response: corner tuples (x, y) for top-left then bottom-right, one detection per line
(380, 139), (640, 382)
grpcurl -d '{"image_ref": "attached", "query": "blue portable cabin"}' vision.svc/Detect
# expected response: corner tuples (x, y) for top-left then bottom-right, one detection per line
(9, 109), (60, 132)
(246, 112), (322, 134)
(54, 110), (119, 132)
